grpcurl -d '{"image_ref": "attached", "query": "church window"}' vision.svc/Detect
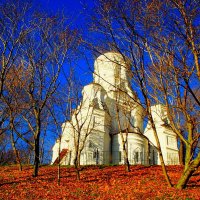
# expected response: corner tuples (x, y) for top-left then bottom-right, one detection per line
(135, 152), (139, 163)
(119, 151), (122, 162)
(152, 150), (155, 165)
(93, 149), (99, 160)
(93, 151), (97, 159)
(166, 136), (176, 148)
(89, 141), (93, 148)
(140, 152), (143, 163)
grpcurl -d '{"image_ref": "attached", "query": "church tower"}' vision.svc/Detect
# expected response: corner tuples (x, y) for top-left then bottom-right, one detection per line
(93, 52), (144, 134)
(93, 52), (133, 98)
(93, 52), (148, 165)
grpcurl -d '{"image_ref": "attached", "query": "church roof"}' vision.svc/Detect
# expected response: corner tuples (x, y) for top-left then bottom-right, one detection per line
(53, 149), (68, 165)
(94, 51), (131, 69)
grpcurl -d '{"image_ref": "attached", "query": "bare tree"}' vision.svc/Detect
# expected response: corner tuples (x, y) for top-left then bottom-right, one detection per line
(19, 15), (77, 177)
(0, 0), (79, 177)
(0, 0), (30, 98)
(139, 0), (200, 189)
(0, 133), (11, 164)
(0, 0), (31, 139)
(71, 101), (96, 180)
(52, 69), (101, 180)
(112, 70), (136, 172)
(88, 0), (172, 187)
(88, 0), (199, 189)
(65, 80), (99, 180)
(147, 52), (200, 189)
(50, 68), (82, 184)
(115, 90), (131, 172)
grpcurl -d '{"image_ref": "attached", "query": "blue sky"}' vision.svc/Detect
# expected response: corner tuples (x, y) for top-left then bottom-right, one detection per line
(34, 0), (94, 27)
(32, 0), (95, 84)
(35, 0), (83, 12)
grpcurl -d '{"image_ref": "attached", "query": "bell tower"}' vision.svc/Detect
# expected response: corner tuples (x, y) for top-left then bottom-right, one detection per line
(93, 52), (133, 98)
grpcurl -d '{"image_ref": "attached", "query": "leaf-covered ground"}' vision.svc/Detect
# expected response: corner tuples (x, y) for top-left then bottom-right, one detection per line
(0, 165), (199, 199)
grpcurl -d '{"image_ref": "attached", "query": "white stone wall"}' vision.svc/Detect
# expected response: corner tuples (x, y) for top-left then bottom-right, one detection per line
(144, 105), (179, 165)
(112, 133), (149, 165)
(82, 83), (107, 109)
(51, 122), (73, 164)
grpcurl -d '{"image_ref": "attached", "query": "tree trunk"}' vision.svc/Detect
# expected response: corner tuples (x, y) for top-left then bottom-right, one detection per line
(179, 140), (185, 165)
(150, 120), (172, 187)
(40, 138), (45, 164)
(76, 167), (80, 180)
(117, 109), (130, 172)
(33, 136), (40, 177)
(159, 151), (172, 187)
(16, 150), (22, 171)
(57, 140), (61, 186)
(74, 152), (80, 180)
(184, 143), (193, 171)
(58, 163), (61, 186)
(176, 153), (200, 189)
(33, 115), (41, 177)
(10, 124), (22, 171)
(122, 145), (130, 172)
(78, 152), (81, 167)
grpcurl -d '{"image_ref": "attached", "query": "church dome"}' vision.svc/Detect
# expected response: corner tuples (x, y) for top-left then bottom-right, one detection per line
(93, 51), (132, 93)
(94, 52), (131, 70)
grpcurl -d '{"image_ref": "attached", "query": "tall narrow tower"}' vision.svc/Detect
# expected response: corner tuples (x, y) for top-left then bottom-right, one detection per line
(93, 52), (143, 133)
(93, 52), (134, 98)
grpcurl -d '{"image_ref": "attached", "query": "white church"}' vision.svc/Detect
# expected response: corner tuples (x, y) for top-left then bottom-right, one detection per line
(51, 52), (179, 166)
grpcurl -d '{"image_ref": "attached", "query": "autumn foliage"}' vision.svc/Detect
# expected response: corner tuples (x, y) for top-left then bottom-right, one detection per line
(0, 165), (199, 199)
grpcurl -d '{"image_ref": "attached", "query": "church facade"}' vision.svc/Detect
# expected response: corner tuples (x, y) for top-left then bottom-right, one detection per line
(51, 52), (179, 166)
